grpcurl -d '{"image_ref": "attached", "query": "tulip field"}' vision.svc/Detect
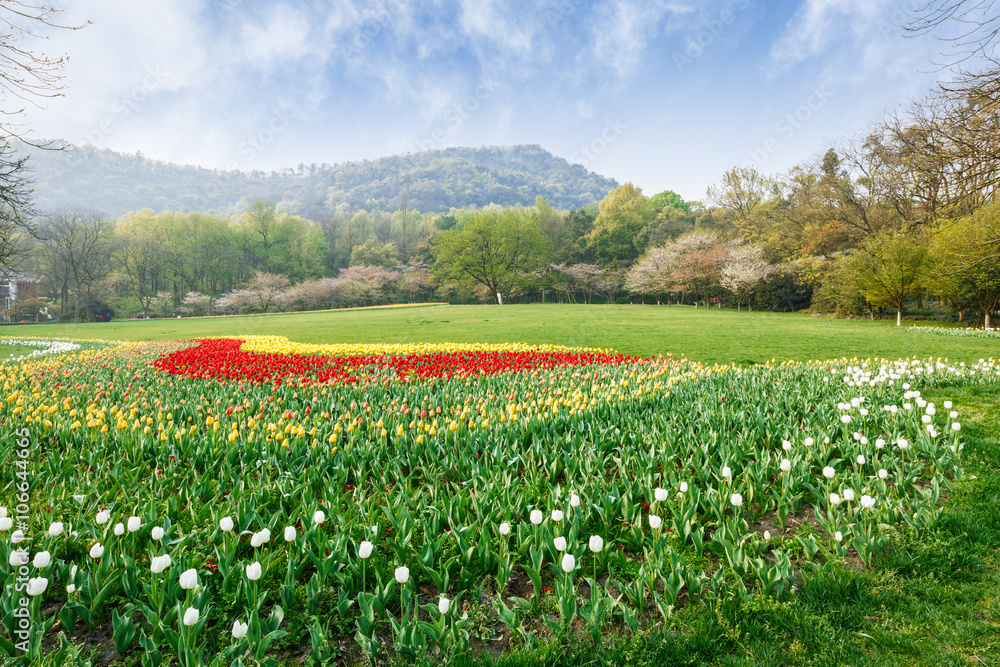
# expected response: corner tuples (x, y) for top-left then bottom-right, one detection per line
(1, 325), (999, 665)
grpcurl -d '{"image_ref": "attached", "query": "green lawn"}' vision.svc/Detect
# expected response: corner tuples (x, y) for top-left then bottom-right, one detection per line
(9, 304), (998, 365)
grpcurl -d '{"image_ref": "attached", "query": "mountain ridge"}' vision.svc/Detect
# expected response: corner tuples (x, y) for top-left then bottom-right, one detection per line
(23, 141), (619, 219)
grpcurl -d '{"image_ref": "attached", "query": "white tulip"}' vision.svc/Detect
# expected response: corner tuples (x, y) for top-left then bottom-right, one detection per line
(829, 493), (841, 506)
(245, 561), (262, 580)
(730, 493), (743, 507)
(530, 509), (543, 525)
(284, 526), (296, 542)
(114, 523), (125, 536)
(897, 439), (909, 449)
(8, 549), (27, 566)
(127, 516), (141, 532)
(860, 495), (876, 509)
(66, 583), (77, 594)
(570, 494), (581, 508)
(804, 437), (815, 446)
(834, 531), (843, 542)
(150, 555), (172, 574)
(220, 516), (234, 532)
(875, 438), (885, 448)
(843, 489), (855, 502)
(183, 607), (200, 627)
(763, 530), (771, 541)
(179, 568), (198, 590)
(856, 455), (866, 465)
(89, 542), (104, 559)
(551, 509), (564, 522)
(96, 510), (111, 525)
(679, 481), (689, 492)
(0, 517), (10, 531)
(11, 530), (24, 543)
(561, 553), (575, 573)
(47, 521), (64, 537)
(232, 620), (249, 639)
(654, 488), (668, 502)
(151, 526), (165, 541)
(782, 440), (791, 451)
(780, 459), (791, 472)
(359, 541), (373, 559)
(499, 522), (511, 536)
(822, 466), (835, 479)
(648, 514), (662, 529)
(878, 468), (888, 480)
(0, 507), (5, 517)
(438, 596), (450, 615)
(721, 466), (732, 479)
(588, 535), (604, 553)
(313, 510), (326, 525)
(26, 577), (48, 596)
(394, 566), (410, 584)
(33, 551), (51, 568)
(944, 401), (952, 409)
(553, 536), (567, 551)
(952, 422), (961, 431)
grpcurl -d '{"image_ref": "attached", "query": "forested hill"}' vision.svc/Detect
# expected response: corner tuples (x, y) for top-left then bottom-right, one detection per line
(23, 142), (618, 218)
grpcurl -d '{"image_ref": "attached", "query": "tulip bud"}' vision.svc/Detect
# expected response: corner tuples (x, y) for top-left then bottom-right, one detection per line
(654, 488), (668, 502)
(359, 540), (373, 559)
(588, 535), (604, 553)
(96, 510), (111, 525)
(394, 566), (410, 584)
(114, 523), (125, 536)
(284, 526), (296, 542)
(183, 607), (200, 627)
(232, 620), (249, 639)
(561, 553), (575, 573)
(499, 522), (510, 536)
(551, 509), (564, 522)
(11, 530), (24, 543)
(152, 526), (165, 541)
(219, 516), (234, 532)
(878, 468), (888, 479)
(730, 493), (743, 507)
(438, 596), (450, 615)
(843, 489), (855, 502)
(26, 577), (48, 596)
(569, 494), (580, 508)
(648, 514), (662, 529)
(721, 466), (732, 479)
(763, 531), (771, 541)
(245, 561), (262, 580)
(33, 551), (51, 568)
(8, 549), (27, 567)
(553, 536), (567, 551)
(856, 455), (865, 465)
(89, 543), (104, 559)
(679, 481), (689, 493)
(0, 517), (10, 531)
(829, 493), (841, 506)
(313, 510), (326, 525)
(179, 568), (198, 590)
(822, 466), (835, 479)
(834, 531), (843, 542)
(127, 516), (141, 532)
(66, 583), (77, 594)
(48, 521), (64, 537)
(530, 510), (543, 525)
(780, 459), (791, 472)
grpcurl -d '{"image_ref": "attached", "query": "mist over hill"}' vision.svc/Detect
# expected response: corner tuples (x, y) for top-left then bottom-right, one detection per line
(23, 142), (619, 218)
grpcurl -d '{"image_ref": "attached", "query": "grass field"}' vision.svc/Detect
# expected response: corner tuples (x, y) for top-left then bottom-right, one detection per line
(7, 303), (998, 365)
(5, 305), (999, 666)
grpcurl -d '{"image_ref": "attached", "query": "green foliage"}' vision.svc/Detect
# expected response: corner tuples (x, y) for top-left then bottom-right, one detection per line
(587, 184), (654, 268)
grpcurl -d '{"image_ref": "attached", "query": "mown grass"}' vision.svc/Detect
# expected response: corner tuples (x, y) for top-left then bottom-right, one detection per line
(9, 304), (1000, 365)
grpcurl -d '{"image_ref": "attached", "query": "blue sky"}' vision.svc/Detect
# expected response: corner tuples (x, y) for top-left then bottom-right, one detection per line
(22, 0), (972, 204)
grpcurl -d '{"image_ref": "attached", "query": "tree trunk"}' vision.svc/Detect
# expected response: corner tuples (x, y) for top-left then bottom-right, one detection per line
(737, 301), (741, 312)
(987, 311), (992, 330)
(896, 309), (902, 327)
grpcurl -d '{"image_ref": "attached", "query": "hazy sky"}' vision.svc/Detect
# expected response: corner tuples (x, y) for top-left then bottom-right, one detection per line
(19, 0), (973, 202)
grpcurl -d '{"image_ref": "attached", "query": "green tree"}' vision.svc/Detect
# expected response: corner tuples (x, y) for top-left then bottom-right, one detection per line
(586, 183), (653, 268)
(649, 189), (691, 214)
(841, 226), (928, 326)
(930, 203), (1000, 328)
(431, 207), (549, 304)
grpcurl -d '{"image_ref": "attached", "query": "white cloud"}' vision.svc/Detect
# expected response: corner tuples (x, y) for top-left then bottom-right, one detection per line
(589, 0), (691, 78)
(238, 4), (315, 70)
